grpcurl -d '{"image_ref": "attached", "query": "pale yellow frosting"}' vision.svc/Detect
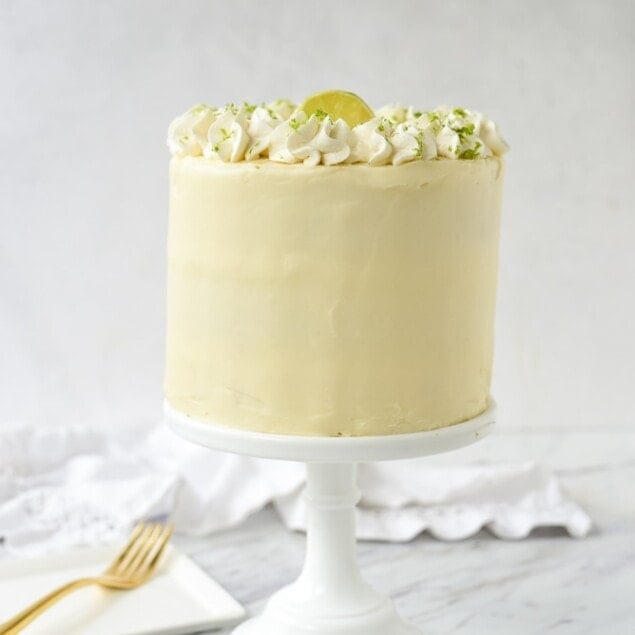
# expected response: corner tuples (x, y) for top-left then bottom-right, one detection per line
(165, 157), (504, 436)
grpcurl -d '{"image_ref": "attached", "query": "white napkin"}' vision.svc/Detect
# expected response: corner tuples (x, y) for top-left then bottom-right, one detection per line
(0, 422), (591, 558)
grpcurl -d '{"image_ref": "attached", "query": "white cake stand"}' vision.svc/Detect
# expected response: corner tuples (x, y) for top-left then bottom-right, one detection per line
(164, 399), (496, 635)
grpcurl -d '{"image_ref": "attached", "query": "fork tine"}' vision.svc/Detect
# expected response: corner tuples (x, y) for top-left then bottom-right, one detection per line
(106, 523), (155, 576)
(132, 524), (174, 580)
(119, 523), (163, 579)
(103, 522), (146, 575)
(0, 524), (173, 634)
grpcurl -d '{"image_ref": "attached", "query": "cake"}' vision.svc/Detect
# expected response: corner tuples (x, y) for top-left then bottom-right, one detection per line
(164, 92), (507, 436)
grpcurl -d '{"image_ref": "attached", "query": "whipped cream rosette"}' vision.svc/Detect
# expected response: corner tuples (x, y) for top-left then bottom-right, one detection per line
(168, 98), (508, 166)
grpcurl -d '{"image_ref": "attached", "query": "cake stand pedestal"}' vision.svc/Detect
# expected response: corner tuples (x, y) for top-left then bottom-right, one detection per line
(164, 400), (496, 635)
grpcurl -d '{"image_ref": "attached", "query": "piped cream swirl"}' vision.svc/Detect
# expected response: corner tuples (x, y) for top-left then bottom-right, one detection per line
(168, 101), (508, 165)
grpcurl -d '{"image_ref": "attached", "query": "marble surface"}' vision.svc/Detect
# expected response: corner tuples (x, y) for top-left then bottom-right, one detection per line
(174, 427), (635, 635)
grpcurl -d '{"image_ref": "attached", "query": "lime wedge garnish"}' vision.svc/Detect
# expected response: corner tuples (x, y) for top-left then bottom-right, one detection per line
(299, 90), (375, 127)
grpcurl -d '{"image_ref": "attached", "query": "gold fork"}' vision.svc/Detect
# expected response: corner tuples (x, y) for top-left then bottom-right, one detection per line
(0, 522), (174, 635)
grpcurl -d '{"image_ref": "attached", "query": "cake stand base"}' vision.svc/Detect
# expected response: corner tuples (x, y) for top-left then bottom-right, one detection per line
(234, 602), (419, 635)
(233, 462), (420, 635)
(165, 400), (496, 634)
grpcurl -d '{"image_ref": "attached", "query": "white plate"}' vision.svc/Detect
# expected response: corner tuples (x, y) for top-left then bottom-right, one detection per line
(0, 543), (245, 634)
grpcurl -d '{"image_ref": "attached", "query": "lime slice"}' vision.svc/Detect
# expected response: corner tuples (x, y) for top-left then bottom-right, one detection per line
(299, 90), (375, 127)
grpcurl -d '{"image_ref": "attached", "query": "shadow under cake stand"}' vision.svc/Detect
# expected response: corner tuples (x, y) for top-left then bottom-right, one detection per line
(164, 400), (495, 635)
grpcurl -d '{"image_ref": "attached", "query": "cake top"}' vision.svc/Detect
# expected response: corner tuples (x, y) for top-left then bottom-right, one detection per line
(167, 90), (508, 167)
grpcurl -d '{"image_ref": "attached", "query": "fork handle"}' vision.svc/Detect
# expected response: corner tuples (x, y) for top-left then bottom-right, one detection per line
(0, 577), (98, 635)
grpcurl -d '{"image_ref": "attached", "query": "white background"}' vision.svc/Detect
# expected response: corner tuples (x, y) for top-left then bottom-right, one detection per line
(1, 0), (633, 435)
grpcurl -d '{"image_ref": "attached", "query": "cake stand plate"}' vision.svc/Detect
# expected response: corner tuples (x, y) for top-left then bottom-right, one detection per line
(165, 400), (496, 634)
